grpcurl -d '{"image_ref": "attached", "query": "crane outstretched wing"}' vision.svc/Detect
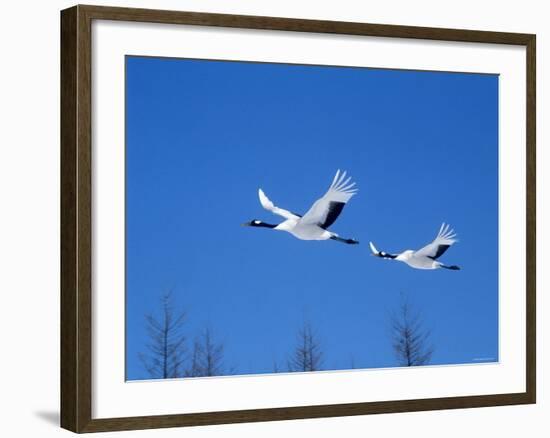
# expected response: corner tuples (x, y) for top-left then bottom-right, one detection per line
(369, 241), (397, 259)
(300, 170), (358, 229)
(415, 223), (458, 259)
(258, 189), (300, 220)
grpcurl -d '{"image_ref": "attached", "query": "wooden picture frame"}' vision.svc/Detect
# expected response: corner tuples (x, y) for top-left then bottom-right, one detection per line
(61, 4), (536, 433)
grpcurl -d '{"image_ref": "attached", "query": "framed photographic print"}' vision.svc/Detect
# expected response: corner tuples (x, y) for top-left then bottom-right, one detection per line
(60, 4), (536, 433)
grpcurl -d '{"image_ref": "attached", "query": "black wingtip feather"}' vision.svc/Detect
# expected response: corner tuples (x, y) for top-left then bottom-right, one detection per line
(319, 201), (345, 229)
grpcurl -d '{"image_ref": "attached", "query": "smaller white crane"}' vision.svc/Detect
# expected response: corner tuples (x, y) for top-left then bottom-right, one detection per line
(369, 223), (460, 270)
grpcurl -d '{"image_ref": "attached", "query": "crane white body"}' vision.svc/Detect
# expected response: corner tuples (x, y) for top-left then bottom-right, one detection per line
(274, 218), (334, 241)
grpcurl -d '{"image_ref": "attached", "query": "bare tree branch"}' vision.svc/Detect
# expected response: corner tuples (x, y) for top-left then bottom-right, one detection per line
(139, 292), (187, 379)
(185, 327), (227, 377)
(390, 294), (434, 367)
(288, 321), (323, 372)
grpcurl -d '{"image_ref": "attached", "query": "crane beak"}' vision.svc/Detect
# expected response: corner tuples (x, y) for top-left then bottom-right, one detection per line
(241, 222), (251, 227)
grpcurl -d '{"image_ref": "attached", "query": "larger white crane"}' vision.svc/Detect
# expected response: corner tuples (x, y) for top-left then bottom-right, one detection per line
(242, 170), (359, 244)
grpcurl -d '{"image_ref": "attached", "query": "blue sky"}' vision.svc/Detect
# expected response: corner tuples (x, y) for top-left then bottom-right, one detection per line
(125, 56), (499, 380)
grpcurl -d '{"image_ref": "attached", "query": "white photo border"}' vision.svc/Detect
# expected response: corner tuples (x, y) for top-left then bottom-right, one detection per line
(91, 20), (526, 419)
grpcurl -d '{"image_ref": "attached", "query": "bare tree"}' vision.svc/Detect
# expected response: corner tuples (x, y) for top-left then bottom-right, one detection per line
(186, 327), (226, 377)
(139, 292), (186, 379)
(288, 321), (323, 372)
(186, 338), (202, 378)
(390, 295), (434, 366)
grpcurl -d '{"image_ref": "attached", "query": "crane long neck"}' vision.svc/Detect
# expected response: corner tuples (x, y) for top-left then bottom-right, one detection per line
(255, 222), (277, 229)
